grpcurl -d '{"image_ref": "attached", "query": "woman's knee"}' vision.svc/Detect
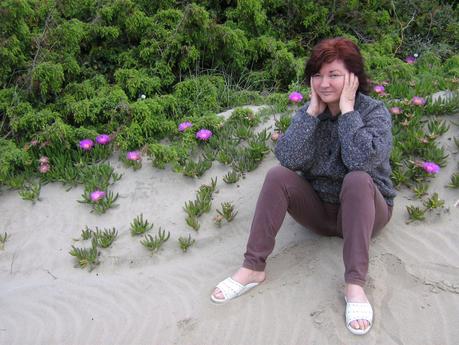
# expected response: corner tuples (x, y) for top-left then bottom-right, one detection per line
(340, 171), (374, 198)
(265, 165), (297, 184)
(343, 171), (372, 187)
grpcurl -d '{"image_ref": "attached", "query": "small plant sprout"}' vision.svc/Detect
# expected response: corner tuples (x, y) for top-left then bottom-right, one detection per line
(427, 118), (450, 137)
(447, 172), (459, 188)
(19, 182), (41, 203)
(140, 227), (170, 252)
(216, 202), (238, 222)
(186, 215), (200, 231)
(274, 113), (292, 134)
(130, 214), (154, 236)
(69, 239), (100, 270)
(93, 227), (118, 248)
(413, 183), (428, 199)
(81, 226), (94, 240)
(0, 232), (8, 250)
(223, 170), (240, 184)
(423, 193), (445, 210)
(406, 206), (426, 223)
(178, 235), (196, 253)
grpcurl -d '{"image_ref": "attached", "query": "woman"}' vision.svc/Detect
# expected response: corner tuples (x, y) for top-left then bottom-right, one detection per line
(211, 37), (396, 335)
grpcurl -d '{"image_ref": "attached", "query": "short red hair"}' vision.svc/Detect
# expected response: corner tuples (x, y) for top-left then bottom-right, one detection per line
(304, 37), (369, 94)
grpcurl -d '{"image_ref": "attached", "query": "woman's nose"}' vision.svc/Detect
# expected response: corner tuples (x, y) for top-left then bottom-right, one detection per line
(320, 78), (330, 87)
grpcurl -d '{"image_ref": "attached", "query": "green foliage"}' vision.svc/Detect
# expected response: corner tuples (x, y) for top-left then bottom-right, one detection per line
(140, 227), (170, 253)
(93, 227), (118, 248)
(0, 232), (8, 250)
(226, 0), (267, 36)
(69, 239), (100, 270)
(216, 201), (238, 222)
(0, 138), (32, 186)
(114, 68), (161, 99)
(148, 143), (178, 169)
(178, 235), (195, 253)
(32, 62), (65, 101)
(130, 214), (154, 236)
(173, 75), (224, 117)
(19, 181), (41, 203)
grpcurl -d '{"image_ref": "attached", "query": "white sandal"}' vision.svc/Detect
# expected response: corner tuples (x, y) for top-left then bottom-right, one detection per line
(345, 297), (373, 335)
(211, 277), (260, 304)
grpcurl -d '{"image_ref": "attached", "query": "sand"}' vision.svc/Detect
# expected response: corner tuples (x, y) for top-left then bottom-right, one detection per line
(1, 108), (458, 345)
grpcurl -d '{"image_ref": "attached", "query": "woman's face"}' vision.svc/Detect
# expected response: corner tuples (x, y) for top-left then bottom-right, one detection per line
(311, 59), (348, 104)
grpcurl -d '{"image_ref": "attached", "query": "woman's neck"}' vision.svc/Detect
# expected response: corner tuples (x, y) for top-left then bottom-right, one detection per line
(327, 102), (341, 117)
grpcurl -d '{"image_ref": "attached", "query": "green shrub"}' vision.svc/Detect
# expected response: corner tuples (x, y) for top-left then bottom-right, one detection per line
(173, 75), (224, 117)
(0, 138), (31, 185)
(114, 68), (161, 99)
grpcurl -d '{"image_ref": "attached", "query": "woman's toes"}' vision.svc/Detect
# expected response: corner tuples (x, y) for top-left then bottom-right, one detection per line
(358, 319), (366, 330)
(212, 288), (224, 300)
(351, 320), (360, 329)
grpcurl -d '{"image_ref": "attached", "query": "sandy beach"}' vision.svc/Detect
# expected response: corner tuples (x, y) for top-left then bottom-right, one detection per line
(1, 108), (458, 345)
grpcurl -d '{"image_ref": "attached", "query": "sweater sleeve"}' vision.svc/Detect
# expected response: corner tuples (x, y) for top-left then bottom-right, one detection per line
(274, 108), (320, 171)
(337, 102), (392, 171)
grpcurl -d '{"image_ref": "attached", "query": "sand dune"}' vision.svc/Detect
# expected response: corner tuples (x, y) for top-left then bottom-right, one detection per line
(1, 109), (458, 345)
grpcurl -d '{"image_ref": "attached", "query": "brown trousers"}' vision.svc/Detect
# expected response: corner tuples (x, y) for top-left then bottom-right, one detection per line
(243, 166), (393, 286)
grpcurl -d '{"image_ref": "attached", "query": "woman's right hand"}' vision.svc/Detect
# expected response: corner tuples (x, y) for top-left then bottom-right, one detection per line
(306, 78), (326, 117)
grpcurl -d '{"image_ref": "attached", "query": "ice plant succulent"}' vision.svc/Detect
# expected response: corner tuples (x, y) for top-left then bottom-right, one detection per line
(422, 162), (440, 174)
(96, 134), (111, 145)
(178, 121), (193, 132)
(196, 129), (213, 141)
(289, 91), (303, 103)
(389, 107), (403, 115)
(90, 190), (106, 202)
(412, 96), (426, 106)
(79, 139), (94, 151)
(373, 85), (385, 94)
(126, 151), (141, 161)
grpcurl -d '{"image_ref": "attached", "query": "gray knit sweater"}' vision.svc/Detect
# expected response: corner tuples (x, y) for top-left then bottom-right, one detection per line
(275, 92), (397, 206)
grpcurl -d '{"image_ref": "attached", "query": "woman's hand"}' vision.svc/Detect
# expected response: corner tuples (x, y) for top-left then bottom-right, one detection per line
(339, 72), (359, 114)
(306, 78), (326, 117)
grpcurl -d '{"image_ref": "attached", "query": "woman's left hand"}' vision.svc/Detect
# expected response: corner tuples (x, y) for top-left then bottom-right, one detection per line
(339, 72), (359, 114)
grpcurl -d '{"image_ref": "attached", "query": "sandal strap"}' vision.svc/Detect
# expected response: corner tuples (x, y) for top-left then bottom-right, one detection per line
(346, 302), (373, 325)
(216, 277), (244, 300)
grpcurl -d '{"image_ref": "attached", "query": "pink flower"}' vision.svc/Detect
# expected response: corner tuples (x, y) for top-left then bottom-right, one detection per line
(38, 164), (50, 173)
(126, 151), (141, 161)
(79, 139), (94, 151)
(422, 162), (440, 174)
(39, 156), (49, 164)
(289, 91), (303, 103)
(90, 190), (106, 202)
(411, 96), (426, 106)
(389, 107), (403, 115)
(405, 56), (416, 64)
(373, 85), (385, 94)
(30, 140), (39, 146)
(178, 121), (193, 132)
(196, 129), (213, 141)
(96, 134), (111, 145)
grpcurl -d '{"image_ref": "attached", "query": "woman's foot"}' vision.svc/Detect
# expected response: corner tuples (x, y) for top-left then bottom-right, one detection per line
(212, 267), (266, 301)
(345, 283), (371, 332)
